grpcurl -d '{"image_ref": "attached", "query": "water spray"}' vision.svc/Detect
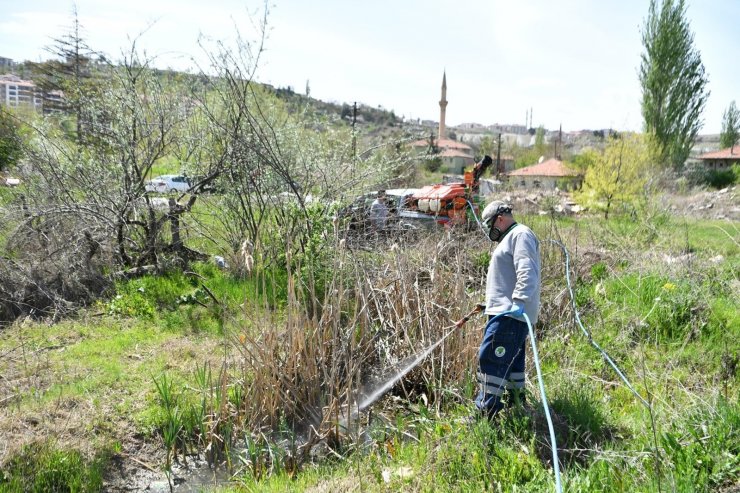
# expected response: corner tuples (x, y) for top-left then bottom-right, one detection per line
(338, 302), (563, 493)
(339, 305), (483, 429)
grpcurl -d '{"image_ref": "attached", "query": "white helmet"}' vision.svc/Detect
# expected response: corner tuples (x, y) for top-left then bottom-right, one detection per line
(481, 200), (513, 242)
(481, 200), (512, 223)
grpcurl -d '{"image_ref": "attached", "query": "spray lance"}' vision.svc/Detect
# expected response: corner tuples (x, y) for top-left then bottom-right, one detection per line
(354, 304), (487, 415)
(350, 302), (530, 413)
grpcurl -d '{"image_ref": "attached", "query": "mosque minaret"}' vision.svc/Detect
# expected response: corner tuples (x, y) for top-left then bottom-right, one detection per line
(438, 71), (448, 140)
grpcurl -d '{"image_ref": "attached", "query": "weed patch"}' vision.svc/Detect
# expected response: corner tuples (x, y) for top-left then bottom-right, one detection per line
(0, 441), (105, 492)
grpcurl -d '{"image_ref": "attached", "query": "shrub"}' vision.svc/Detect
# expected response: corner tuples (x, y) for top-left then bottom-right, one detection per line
(683, 163), (740, 188)
(704, 167), (737, 189)
(424, 157), (442, 173)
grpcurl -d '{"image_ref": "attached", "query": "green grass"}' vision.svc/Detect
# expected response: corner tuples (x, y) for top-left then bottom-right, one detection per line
(1, 211), (737, 492)
(104, 261), (290, 336)
(148, 155), (182, 177)
(216, 393), (738, 493)
(0, 441), (106, 493)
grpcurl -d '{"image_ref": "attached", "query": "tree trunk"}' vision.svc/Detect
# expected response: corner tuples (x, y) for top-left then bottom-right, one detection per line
(169, 198), (182, 254)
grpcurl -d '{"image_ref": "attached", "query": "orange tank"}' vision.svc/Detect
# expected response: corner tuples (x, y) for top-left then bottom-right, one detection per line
(412, 183), (468, 216)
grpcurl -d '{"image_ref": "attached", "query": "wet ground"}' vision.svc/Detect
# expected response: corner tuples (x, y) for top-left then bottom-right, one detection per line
(104, 451), (236, 492)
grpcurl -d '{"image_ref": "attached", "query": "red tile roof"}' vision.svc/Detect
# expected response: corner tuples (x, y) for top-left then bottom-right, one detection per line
(410, 138), (472, 151)
(507, 158), (580, 177)
(437, 138), (472, 151)
(439, 149), (475, 159)
(698, 147), (740, 160)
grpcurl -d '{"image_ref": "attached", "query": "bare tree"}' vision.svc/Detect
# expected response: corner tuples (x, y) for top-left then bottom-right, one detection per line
(0, 41), (219, 321)
(192, 30), (412, 269)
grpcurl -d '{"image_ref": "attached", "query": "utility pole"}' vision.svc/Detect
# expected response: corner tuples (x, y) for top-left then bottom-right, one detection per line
(557, 124), (562, 160)
(529, 107), (533, 129)
(352, 102), (357, 159)
(496, 132), (502, 176)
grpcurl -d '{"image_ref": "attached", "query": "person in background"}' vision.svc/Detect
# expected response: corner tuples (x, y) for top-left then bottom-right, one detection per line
(369, 190), (389, 231)
(475, 200), (541, 418)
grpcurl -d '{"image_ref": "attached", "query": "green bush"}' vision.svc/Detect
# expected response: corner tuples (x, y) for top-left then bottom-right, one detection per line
(683, 163), (740, 189)
(0, 108), (23, 172)
(106, 290), (156, 319)
(424, 156), (442, 173)
(704, 166), (738, 189)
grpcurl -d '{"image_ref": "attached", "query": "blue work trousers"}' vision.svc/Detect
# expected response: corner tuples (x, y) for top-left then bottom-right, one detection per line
(475, 315), (528, 416)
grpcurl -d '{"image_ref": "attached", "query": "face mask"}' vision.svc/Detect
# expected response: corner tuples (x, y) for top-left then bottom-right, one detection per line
(487, 215), (503, 242)
(487, 215), (517, 242)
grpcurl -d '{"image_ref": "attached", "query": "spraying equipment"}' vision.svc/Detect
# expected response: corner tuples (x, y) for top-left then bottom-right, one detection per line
(401, 155), (494, 227)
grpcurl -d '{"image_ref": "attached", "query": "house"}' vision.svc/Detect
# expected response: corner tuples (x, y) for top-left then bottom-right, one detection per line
(439, 147), (475, 172)
(496, 154), (515, 173)
(0, 74), (65, 114)
(506, 158), (582, 190)
(698, 147), (740, 171)
(409, 137), (475, 174)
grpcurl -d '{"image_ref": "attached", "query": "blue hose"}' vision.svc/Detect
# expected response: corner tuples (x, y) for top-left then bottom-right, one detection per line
(488, 308), (563, 493)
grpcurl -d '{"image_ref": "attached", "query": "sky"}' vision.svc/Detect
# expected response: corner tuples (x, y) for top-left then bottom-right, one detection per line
(1, 0), (738, 134)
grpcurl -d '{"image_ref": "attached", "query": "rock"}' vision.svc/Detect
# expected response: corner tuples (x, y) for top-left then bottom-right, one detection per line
(662, 253), (694, 264)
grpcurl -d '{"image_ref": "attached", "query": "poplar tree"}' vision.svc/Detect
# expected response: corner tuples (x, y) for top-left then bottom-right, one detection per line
(640, 0), (708, 169)
(720, 101), (740, 151)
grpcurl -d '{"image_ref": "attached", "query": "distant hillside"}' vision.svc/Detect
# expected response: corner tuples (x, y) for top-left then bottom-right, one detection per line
(267, 85), (401, 128)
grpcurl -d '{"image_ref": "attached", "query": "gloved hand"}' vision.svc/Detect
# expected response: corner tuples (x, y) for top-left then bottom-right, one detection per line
(509, 303), (524, 317)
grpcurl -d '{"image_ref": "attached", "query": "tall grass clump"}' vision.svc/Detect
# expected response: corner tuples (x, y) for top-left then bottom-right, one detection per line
(232, 229), (486, 434)
(0, 441), (105, 492)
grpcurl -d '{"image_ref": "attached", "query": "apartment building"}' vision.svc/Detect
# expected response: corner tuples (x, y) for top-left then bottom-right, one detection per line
(0, 56), (15, 71)
(0, 74), (43, 110)
(0, 74), (65, 114)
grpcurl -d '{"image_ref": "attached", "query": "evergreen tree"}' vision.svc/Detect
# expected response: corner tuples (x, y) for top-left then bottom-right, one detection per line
(30, 6), (100, 145)
(720, 101), (740, 151)
(533, 126), (547, 157)
(640, 0), (708, 169)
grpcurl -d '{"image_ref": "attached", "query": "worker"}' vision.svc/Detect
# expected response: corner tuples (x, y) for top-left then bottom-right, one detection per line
(369, 190), (389, 231)
(475, 200), (541, 419)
